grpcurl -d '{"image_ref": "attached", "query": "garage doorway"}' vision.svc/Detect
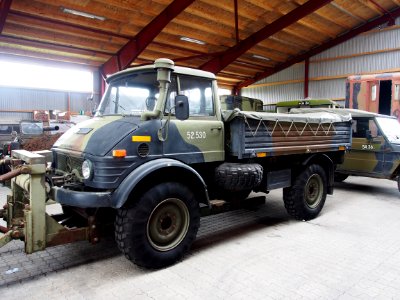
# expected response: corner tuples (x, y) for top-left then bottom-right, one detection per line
(379, 80), (392, 115)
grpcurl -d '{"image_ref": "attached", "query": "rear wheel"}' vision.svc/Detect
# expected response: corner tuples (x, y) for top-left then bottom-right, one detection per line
(115, 182), (200, 269)
(283, 164), (327, 220)
(334, 173), (349, 182)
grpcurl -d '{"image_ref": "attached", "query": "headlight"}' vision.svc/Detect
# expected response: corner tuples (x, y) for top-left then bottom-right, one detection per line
(82, 160), (93, 180)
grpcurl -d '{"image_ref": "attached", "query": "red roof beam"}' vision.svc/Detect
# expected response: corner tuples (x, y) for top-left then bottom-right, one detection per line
(200, 0), (333, 74)
(0, 0), (12, 33)
(368, 0), (396, 25)
(237, 6), (400, 89)
(101, 0), (195, 77)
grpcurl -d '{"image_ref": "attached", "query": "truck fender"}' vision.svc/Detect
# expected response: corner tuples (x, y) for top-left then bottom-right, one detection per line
(301, 154), (334, 195)
(111, 158), (210, 208)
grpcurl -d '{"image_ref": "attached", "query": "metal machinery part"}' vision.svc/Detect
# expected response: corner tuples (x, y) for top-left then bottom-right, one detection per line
(0, 150), (96, 252)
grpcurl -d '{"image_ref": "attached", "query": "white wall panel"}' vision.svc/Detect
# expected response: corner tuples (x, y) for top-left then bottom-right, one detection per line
(256, 64), (304, 84)
(243, 16), (400, 102)
(0, 86), (93, 116)
(311, 52), (400, 78)
(0, 112), (33, 120)
(242, 83), (304, 103)
(309, 79), (346, 99)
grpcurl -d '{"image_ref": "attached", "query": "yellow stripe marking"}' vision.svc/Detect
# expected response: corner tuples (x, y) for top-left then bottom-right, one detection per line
(132, 136), (151, 142)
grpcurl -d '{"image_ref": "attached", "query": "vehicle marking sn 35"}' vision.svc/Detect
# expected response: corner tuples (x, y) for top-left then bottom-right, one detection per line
(362, 144), (374, 150)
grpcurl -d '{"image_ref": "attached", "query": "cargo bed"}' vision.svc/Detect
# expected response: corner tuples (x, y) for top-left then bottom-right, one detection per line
(223, 109), (352, 159)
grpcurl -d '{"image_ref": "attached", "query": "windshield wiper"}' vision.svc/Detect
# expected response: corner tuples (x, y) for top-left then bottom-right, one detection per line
(112, 100), (127, 112)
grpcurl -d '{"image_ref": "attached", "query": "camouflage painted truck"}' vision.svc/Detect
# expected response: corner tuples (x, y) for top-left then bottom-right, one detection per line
(333, 109), (400, 190)
(290, 108), (400, 192)
(0, 59), (352, 269)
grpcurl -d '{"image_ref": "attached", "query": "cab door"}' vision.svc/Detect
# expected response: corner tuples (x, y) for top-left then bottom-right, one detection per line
(163, 74), (224, 164)
(338, 117), (385, 175)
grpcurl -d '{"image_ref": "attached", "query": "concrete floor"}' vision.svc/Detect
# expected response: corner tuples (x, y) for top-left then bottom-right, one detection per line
(1, 176), (400, 299)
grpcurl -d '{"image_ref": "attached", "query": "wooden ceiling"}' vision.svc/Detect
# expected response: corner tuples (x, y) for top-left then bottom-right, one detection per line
(0, 0), (399, 91)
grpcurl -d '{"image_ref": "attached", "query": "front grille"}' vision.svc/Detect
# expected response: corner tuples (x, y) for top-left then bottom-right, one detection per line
(56, 153), (83, 175)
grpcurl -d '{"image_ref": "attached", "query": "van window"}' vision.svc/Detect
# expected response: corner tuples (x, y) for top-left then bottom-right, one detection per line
(352, 119), (380, 138)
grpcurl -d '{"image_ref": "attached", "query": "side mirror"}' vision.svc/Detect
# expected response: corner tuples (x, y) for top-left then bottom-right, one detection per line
(175, 95), (189, 121)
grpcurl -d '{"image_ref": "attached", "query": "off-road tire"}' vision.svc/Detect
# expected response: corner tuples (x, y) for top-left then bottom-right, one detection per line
(334, 173), (349, 183)
(115, 182), (200, 269)
(215, 163), (263, 191)
(283, 164), (327, 221)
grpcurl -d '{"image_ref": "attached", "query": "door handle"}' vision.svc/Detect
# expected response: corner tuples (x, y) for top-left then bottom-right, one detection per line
(211, 126), (222, 130)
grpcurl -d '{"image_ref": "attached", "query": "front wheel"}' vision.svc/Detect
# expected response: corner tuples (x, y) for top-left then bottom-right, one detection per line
(283, 164), (327, 221)
(115, 182), (200, 269)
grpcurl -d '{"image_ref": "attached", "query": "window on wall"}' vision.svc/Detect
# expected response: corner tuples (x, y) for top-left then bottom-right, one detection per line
(395, 84), (400, 101)
(0, 60), (93, 92)
(371, 83), (377, 101)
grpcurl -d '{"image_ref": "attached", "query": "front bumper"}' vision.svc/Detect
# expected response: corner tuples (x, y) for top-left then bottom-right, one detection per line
(52, 187), (114, 208)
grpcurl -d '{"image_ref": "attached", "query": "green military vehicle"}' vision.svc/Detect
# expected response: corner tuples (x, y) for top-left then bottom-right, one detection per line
(274, 99), (342, 113)
(0, 59), (352, 269)
(290, 107), (400, 191)
(333, 109), (400, 189)
(220, 94), (264, 111)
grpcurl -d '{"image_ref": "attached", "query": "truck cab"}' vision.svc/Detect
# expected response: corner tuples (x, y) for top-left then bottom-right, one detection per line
(335, 109), (400, 189)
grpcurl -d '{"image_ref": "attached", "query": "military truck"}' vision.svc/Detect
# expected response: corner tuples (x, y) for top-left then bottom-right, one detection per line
(333, 109), (400, 189)
(290, 107), (400, 191)
(0, 59), (352, 269)
(275, 99), (342, 113)
(220, 95), (264, 111)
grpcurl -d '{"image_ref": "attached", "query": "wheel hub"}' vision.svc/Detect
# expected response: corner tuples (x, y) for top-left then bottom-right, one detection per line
(305, 174), (323, 208)
(147, 198), (189, 251)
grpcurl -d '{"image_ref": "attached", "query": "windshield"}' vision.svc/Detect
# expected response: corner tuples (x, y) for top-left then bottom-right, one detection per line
(376, 117), (400, 144)
(96, 71), (159, 116)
